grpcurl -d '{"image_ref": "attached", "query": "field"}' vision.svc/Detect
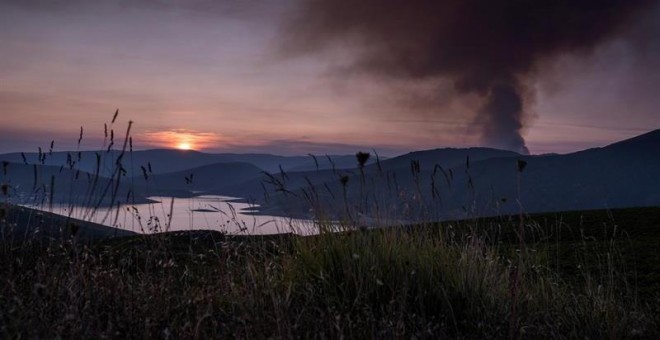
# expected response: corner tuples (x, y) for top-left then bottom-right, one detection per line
(1, 203), (659, 338)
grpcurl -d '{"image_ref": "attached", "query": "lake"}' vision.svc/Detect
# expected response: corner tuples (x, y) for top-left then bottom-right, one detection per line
(31, 195), (318, 235)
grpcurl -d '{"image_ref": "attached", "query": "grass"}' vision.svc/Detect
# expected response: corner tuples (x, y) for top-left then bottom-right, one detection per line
(1, 206), (659, 338)
(1, 113), (659, 338)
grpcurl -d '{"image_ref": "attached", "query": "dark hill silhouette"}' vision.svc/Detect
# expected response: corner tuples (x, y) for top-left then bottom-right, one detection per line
(0, 149), (379, 175)
(372, 147), (520, 173)
(254, 130), (660, 221)
(216, 147), (520, 202)
(453, 129), (660, 217)
(143, 162), (264, 196)
(0, 162), (153, 206)
(599, 129), (660, 154)
(3, 129), (658, 222)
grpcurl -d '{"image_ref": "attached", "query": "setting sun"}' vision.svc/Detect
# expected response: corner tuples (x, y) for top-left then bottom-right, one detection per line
(137, 129), (226, 151)
(177, 142), (193, 150)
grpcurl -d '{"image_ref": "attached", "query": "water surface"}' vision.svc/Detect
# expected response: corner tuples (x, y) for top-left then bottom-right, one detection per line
(41, 195), (317, 235)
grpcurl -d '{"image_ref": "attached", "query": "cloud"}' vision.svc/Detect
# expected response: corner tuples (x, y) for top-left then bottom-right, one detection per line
(281, 0), (657, 154)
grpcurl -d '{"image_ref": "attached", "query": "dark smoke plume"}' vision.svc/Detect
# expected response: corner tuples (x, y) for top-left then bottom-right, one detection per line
(282, 0), (654, 153)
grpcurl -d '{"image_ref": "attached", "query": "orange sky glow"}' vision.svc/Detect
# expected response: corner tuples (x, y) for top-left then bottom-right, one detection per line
(138, 130), (226, 151)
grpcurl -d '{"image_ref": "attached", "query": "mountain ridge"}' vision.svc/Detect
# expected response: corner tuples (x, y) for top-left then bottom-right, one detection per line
(2, 129), (658, 221)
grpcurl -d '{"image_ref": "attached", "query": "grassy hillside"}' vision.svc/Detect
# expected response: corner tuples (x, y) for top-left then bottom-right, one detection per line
(1, 205), (658, 338)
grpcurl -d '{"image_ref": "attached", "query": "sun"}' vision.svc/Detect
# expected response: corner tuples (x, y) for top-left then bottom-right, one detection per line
(177, 142), (193, 150)
(142, 129), (222, 151)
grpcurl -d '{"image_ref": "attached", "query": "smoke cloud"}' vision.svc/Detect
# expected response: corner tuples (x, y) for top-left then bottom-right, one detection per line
(282, 0), (655, 153)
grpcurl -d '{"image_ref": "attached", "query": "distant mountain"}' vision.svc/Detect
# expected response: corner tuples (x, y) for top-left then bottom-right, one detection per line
(254, 130), (660, 221)
(213, 148), (519, 203)
(0, 149), (379, 175)
(4, 130), (658, 223)
(600, 129), (660, 154)
(372, 147), (520, 173)
(0, 161), (152, 207)
(286, 154), (381, 172)
(456, 129), (660, 217)
(0, 148), (379, 206)
(219, 169), (342, 202)
(143, 162), (264, 196)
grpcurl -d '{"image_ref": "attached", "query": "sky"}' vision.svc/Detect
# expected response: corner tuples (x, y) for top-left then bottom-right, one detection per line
(1, 0), (659, 156)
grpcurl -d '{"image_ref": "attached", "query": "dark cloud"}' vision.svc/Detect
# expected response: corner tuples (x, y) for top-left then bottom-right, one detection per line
(282, 0), (656, 153)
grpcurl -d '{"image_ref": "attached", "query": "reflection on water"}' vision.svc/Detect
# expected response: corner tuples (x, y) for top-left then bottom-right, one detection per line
(43, 195), (317, 235)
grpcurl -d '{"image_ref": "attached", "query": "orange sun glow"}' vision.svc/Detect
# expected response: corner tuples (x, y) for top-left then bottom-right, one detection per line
(140, 129), (224, 151)
(177, 142), (193, 150)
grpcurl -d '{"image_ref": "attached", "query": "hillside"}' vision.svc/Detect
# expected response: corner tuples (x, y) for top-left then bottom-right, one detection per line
(142, 162), (264, 196)
(3, 130), (658, 222)
(0, 149), (378, 175)
(0, 161), (152, 207)
(256, 130), (660, 220)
